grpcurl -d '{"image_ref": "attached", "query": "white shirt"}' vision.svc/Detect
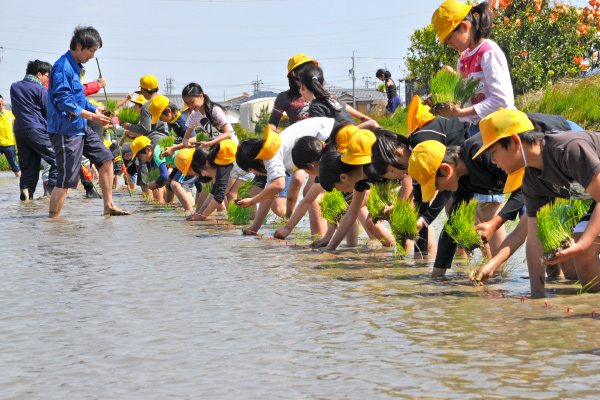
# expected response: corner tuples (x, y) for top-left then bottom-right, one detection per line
(186, 106), (239, 144)
(264, 117), (335, 183)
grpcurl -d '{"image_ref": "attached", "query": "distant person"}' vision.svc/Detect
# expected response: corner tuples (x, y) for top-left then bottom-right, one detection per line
(375, 68), (401, 117)
(10, 59), (57, 200)
(0, 94), (21, 178)
(47, 25), (129, 217)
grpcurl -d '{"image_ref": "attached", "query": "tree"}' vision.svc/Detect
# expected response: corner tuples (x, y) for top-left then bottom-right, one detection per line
(251, 104), (271, 134)
(405, 0), (600, 95)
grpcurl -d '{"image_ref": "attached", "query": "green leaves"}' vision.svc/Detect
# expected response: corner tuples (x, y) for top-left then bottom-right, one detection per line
(117, 107), (140, 125)
(367, 181), (400, 223)
(319, 189), (348, 227)
(389, 199), (420, 254)
(159, 136), (175, 149)
(444, 199), (483, 253)
(537, 199), (590, 253)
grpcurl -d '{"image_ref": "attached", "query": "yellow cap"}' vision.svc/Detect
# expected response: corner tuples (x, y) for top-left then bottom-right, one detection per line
(130, 136), (152, 160)
(181, 103), (189, 112)
(89, 99), (103, 107)
(407, 95), (436, 134)
(432, 0), (472, 43)
(340, 129), (376, 165)
(408, 140), (446, 202)
(503, 166), (525, 194)
(130, 95), (149, 106)
(335, 125), (359, 153)
(103, 140), (112, 148)
(139, 75), (158, 90)
(215, 139), (238, 165)
(287, 53), (318, 77)
(255, 124), (282, 160)
(473, 108), (535, 159)
(175, 148), (195, 176)
(149, 95), (170, 124)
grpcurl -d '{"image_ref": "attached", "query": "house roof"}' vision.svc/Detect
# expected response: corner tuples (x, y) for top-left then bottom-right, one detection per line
(240, 91), (279, 104)
(329, 88), (387, 102)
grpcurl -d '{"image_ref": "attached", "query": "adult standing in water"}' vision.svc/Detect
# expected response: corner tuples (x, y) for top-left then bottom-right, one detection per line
(47, 26), (129, 218)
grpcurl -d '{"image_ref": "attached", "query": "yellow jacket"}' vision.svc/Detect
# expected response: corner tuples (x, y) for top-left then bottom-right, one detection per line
(0, 110), (15, 147)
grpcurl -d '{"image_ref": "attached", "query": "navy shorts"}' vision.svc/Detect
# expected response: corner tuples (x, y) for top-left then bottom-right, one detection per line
(386, 97), (401, 113)
(49, 131), (114, 189)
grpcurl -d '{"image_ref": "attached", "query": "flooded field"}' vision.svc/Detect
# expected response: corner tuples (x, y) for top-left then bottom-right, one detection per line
(2, 171), (600, 399)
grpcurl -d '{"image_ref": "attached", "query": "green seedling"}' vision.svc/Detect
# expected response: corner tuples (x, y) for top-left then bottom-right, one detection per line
(389, 198), (420, 258)
(319, 189), (348, 226)
(237, 179), (258, 199)
(203, 181), (213, 194)
(196, 132), (210, 143)
(444, 199), (483, 255)
(104, 99), (119, 114)
(367, 181), (400, 223)
(117, 107), (140, 125)
(143, 167), (161, 186)
(227, 201), (252, 225)
(159, 136), (175, 149)
(430, 69), (479, 116)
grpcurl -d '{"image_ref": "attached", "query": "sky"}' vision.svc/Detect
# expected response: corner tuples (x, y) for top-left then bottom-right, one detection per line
(0, 0), (589, 104)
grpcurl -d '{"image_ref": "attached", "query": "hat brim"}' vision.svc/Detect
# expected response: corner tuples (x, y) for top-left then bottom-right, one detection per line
(437, 5), (472, 43)
(151, 113), (160, 125)
(255, 125), (281, 160)
(503, 167), (525, 194)
(421, 176), (437, 203)
(340, 153), (372, 165)
(134, 90), (142, 95)
(472, 137), (500, 159)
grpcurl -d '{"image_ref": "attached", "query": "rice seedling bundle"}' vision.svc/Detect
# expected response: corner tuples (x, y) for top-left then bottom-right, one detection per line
(117, 107), (140, 125)
(103, 99), (119, 116)
(430, 70), (479, 116)
(237, 179), (257, 199)
(537, 199), (590, 261)
(228, 201), (251, 225)
(367, 181), (400, 223)
(203, 181), (213, 194)
(143, 167), (161, 185)
(389, 199), (419, 255)
(319, 189), (348, 226)
(444, 199), (483, 254)
(196, 132), (210, 143)
(159, 136), (175, 149)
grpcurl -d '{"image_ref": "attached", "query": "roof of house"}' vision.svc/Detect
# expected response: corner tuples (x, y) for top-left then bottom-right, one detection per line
(240, 91), (279, 104)
(329, 88), (387, 102)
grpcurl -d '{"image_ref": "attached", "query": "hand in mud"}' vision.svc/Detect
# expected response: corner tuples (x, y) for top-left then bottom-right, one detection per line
(274, 226), (291, 239)
(311, 237), (329, 249)
(542, 241), (583, 265)
(123, 152), (133, 161)
(242, 227), (258, 236)
(469, 267), (487, 286)
(473, 221), (495, 243)
(186, 213), (206, 221)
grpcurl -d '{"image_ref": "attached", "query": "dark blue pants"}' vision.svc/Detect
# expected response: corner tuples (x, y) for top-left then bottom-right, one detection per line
(0, 145), (20, 172)
(14, 128), (57, 193)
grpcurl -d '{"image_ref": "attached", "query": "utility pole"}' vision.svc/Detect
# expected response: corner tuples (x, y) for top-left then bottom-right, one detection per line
(351, 51), (356, 109)
(165, 75), (174, 95)
(251, 75), (263, 95)
(362, 75), (374, 88)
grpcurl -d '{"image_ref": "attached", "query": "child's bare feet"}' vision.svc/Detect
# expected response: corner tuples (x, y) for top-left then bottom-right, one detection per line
(104, 206), (130, 216)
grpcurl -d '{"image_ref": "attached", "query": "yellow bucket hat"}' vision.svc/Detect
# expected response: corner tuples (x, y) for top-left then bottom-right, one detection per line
(130, 95), (148, 106)
(149, 95), (170, 124)
(407, 95), (436, 134)
(335, 125), (359, 153)
(175, 148), (195, 175)
(340, 129), (376, 165)
(503, 166), (525, 194)
(287, 54), (318, 77)
(215, 139), (238, 165)
(473, 108), (534, 159)
(408, 140), (446, 202)
(432, 0), (472, 43)
(130, 136), (152, 159)
(255, 124), (282, 160)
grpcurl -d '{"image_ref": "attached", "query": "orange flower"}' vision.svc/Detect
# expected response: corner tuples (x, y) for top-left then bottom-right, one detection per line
(552, 13), (558, 21)
(589, 0), (595, 7)
(499, 0), (510, 9)
(516, 18), (521, 26)
(588, 14), (595, 22)
(593, 51), (598, 59)
(535, 4), (541, 12)
(577, 9), (583, 16)
(584, 6), (590, 14)
(504, 16), (510, 25)
(523, 52), (529, 57)
(573, 55), (584, 64)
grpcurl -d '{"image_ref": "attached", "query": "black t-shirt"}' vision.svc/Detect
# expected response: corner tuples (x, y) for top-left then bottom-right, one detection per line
(409, 117), (470, 150)
(269, 90), (309, 127)
(309, 98), (355, 127)
(385, 78), (398, 100)
(523, 131), (600, 217)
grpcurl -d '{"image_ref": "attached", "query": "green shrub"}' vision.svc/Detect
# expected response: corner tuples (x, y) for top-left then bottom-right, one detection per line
(196, 132), (210, 143)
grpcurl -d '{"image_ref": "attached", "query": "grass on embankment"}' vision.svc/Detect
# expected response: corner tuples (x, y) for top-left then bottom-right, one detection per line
(517, 73), (600, 131)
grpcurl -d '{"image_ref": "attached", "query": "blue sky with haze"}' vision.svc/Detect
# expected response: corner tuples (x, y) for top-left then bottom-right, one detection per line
(0, 0), (588, 103)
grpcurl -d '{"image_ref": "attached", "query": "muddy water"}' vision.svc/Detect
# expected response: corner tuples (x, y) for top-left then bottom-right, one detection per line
(1, 171), (600, 399)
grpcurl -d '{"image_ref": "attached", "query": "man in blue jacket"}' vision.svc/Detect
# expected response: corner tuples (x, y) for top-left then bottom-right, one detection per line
(47, 25), (129, 218)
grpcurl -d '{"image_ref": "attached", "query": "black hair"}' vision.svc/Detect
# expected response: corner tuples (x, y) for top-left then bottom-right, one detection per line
(70, 26), (103, 51)
(25, 60), (52, 76)
(318, 152), (355, 192)
(135, 145), (152, 160)
(182, 82), (227, 132)
(496, 126), (544, 150)
(235, 138), (267, 174)
(298, 64), (342, 112)
(370, 128), (410, 180)
(436, 145), (461, 177)
(292, 137), (326, 170)
(162, 102), (180, 115)
(375, 69), (392, 79)
(197, 175), (214, 184)
(288, 61), (312, 98)
(144, 88), (159, 95)
(190, 143), (220, 174)
(458, 1), (492, 43)
(0, 94), (3, 99)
